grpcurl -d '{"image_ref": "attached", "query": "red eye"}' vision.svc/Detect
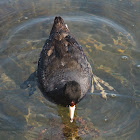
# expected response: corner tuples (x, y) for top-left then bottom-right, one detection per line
(70, 101), (75, 107)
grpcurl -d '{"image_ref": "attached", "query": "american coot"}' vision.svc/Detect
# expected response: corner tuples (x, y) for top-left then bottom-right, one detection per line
(37, 17), (115, 122)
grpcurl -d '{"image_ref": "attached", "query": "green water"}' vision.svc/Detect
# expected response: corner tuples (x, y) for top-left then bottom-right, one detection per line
(0, 0), (140, 139)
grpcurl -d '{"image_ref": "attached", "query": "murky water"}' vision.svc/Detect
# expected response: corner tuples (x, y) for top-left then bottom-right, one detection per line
(0, 0), (140, 139)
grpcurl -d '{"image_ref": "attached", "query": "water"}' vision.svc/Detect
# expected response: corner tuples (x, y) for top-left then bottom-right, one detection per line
(0, 0), (140, 139)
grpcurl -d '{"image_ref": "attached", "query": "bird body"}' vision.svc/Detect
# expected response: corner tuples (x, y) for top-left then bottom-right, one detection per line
(37, 17), (93, 122)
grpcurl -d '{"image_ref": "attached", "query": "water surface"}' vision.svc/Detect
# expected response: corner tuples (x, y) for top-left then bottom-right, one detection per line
(0, 0), (140, 140)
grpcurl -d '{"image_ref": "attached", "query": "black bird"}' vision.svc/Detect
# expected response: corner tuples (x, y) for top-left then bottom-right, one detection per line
(37, 16), (93, 122)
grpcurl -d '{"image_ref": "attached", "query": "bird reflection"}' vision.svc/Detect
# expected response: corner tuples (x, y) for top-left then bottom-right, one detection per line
(57, 105), (81, 140)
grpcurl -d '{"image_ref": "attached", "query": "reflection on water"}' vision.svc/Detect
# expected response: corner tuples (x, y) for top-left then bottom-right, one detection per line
(0, 0), (140, 139)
